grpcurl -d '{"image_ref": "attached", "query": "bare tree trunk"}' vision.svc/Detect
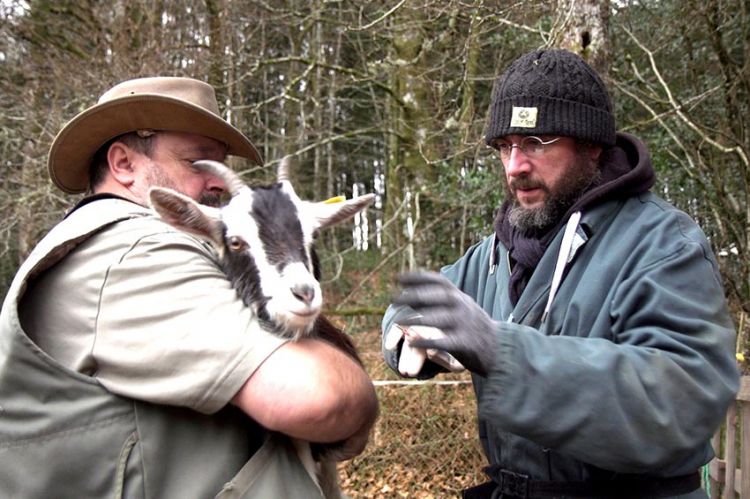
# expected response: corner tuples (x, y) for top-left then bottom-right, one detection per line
(205, 0), (226, 105)
(552, 0), (611, 75)
(312, 0), (324, 202)
(17, 136), (37, 264)
(384, 62), (405, 264)
(386, 5), (436, 268)
(325, 3), (344, 255)
(456, 4), (482, 253)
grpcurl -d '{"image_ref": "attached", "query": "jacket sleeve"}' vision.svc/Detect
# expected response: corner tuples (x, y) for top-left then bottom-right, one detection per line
(478, 237), (740, 472)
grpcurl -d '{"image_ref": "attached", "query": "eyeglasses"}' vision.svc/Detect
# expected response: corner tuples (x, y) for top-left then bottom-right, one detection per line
(492, 136), (562, 160)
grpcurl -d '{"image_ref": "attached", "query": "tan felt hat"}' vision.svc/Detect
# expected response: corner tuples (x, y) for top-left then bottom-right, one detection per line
(48, 76), (263, 194)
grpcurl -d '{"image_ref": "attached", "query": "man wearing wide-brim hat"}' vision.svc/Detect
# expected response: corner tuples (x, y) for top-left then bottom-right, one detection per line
(0, 76), (377, 498)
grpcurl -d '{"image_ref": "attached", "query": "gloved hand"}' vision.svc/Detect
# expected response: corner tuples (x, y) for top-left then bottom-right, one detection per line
(384, 323), (465, 377)
(393, 271), (498, 376)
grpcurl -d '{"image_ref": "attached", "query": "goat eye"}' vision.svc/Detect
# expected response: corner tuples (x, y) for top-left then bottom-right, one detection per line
(227, 236), (248, 252)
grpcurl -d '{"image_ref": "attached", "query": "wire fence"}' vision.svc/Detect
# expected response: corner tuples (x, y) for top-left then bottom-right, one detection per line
(340, 327), (485, 498)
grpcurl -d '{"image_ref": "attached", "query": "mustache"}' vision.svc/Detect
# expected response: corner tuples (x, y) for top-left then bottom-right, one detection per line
(200, 193), (222, 207)
(508, 177), (548, 192)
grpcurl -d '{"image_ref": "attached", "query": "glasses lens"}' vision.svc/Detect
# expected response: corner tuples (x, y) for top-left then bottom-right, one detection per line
(521, 136), (545, 156)
(495, 136), (558, 160)
(496, 142), (512, 159)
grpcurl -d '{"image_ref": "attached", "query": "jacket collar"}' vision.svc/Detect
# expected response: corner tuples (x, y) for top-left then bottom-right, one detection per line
(502, 198), (627, 326)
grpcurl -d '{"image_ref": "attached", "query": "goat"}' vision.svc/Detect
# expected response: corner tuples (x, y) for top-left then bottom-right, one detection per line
(148, 157), (376, 499)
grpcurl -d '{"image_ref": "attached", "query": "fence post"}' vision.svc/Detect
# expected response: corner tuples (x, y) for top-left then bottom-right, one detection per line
(738, 377), (750, 497)
(723, 403), (737, 499)
(710, 428), (723, 499)
(711, 376), (750, 498)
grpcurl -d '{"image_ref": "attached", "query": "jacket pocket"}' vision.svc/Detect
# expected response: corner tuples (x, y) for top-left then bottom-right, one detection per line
(215, 432), (324, 499)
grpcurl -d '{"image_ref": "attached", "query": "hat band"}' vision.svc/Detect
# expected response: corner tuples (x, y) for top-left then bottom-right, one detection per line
(485, 95), (616, 146)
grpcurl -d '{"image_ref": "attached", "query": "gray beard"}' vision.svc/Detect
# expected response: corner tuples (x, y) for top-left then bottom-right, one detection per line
(508, 201), (559, 231)
(506, 157), (601, 232)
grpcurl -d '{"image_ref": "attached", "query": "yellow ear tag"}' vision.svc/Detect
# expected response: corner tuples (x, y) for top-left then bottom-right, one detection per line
(323, 196), (346, 204)
(737, 352), (746, 363)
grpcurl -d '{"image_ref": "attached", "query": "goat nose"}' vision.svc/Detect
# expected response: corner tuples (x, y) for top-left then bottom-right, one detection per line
(291, 284), (315, 305)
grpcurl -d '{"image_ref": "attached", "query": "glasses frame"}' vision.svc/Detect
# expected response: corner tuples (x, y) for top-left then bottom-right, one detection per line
(492, 136), (562, 160)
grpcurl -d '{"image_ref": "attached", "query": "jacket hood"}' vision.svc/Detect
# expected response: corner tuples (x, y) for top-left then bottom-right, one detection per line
(571, 131), (655, 213)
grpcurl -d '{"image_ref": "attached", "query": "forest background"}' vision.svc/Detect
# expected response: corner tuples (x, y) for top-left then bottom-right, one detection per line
(1, 0), (748, 496)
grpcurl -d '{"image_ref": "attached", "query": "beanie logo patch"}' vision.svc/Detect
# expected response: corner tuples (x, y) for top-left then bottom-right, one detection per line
(510, 106), (538, 128)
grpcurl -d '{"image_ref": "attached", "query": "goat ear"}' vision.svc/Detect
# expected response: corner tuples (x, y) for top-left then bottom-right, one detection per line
(311, 193), (376, 230)
(148, 187), (224, 248)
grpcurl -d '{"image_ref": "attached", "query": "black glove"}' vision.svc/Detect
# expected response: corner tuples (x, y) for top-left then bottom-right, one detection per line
(393, 271), (498, 376)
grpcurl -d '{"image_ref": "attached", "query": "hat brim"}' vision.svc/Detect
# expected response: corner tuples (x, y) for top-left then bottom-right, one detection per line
(48, 94), (263, 194)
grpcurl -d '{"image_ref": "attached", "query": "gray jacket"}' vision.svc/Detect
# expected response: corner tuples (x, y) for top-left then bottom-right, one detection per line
(383, 180), (738, 494)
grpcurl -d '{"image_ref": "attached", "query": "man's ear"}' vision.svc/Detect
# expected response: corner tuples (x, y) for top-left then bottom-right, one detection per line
(106, 142), (137, 186)
(590, 145), (604, 163)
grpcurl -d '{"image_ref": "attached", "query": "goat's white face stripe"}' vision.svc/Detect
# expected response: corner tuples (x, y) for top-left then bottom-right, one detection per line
(281, 182), (317, 259)
(222, 188), (274, 305)
(222, 188), (263, 260)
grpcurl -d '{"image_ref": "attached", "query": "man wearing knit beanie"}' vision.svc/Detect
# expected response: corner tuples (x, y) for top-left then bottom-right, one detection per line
(384, 49), (737, 498)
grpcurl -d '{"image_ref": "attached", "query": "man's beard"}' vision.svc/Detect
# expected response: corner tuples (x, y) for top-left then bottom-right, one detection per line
(505, 153), (601, 232)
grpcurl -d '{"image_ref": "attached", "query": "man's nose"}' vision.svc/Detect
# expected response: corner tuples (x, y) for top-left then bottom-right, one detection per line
(205, 174), (227, 195)
(503, 147), (532, 177)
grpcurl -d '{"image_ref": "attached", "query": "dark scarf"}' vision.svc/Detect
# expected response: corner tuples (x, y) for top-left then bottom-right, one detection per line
(494, 132), (655, 305)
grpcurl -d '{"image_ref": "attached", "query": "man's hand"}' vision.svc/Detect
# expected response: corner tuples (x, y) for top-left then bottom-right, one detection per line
(393, 271), (497, 376)
(312, 417), (373, 462)
(384, 323), (465, 377)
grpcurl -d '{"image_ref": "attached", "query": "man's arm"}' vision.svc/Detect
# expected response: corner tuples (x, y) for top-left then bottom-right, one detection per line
(91, 226), (375, 442)
(232, 338), (378, 444)
(89, 224), (375, 450)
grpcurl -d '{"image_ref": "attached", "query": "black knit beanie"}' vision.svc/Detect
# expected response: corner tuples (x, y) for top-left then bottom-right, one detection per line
(485, 49), (616, 146)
